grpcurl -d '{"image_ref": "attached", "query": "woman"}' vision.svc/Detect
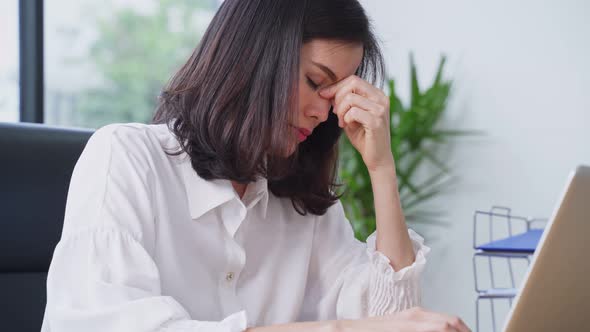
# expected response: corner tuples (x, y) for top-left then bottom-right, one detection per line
(42, 0), (470, 331)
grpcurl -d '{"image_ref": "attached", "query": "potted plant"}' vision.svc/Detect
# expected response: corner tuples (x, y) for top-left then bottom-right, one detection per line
(339, 53), (475, 241)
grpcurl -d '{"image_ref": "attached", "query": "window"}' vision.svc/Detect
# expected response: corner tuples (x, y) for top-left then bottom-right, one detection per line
(44, 0), (219, 129)
(0, 1), (19, 122)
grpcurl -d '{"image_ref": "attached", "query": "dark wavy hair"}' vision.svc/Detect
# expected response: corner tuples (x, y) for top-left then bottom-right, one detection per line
(153, 0), (385, 215)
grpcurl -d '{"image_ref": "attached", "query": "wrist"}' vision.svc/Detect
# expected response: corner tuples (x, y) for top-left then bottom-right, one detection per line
(367, 155), (396, 176)
(368, 163), (397, 183)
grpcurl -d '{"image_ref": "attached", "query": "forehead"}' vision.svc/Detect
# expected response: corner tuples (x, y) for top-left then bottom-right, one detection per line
(301, 39), (364, 81)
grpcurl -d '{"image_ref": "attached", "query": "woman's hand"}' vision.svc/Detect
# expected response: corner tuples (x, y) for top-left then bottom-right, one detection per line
(245, 307), (470, 332)
(335, 306), (472, 332)
(319, 75), (394, 173)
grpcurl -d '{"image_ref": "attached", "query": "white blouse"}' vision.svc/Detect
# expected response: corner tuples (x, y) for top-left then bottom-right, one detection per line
(41, 123), (430, 332)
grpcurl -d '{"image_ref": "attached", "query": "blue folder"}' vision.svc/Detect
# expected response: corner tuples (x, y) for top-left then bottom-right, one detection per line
(476, 229), (544, 253)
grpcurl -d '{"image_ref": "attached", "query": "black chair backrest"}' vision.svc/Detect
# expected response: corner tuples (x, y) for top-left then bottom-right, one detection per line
(0, 122), (93, 331)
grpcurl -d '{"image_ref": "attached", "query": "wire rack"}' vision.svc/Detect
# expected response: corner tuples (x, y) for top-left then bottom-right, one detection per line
(472, 206), (547, 332)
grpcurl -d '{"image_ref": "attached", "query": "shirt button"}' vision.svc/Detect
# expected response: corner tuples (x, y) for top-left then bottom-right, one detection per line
(225, 272), (235, 282)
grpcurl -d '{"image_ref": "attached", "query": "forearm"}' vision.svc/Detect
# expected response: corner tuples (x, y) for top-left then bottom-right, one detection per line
(246, 317), (399, 332)
(369, 163), (415, 271)
(245, 320), (337, 332)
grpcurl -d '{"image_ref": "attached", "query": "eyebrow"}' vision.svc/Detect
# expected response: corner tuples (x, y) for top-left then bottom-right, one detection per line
(311, 61), (338, 82)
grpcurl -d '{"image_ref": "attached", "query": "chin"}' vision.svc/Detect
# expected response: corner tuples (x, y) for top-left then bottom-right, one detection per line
(285, 144), (297, 157)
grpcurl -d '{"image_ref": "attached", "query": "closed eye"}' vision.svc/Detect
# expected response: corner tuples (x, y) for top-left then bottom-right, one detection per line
(306, 76), (319, 90)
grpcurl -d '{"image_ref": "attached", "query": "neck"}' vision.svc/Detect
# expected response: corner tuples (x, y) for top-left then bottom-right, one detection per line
(231, 181), (247, 199)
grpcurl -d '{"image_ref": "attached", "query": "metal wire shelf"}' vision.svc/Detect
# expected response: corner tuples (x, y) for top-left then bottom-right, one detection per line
(472, 206), (547, 332)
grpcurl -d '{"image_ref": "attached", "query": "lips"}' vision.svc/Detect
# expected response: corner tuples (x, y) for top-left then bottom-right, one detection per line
(298, 128), (312, 137)
(293, 126), (312, 142)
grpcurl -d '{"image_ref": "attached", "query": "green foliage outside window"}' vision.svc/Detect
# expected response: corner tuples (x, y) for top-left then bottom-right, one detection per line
(74, 0), (215, 128)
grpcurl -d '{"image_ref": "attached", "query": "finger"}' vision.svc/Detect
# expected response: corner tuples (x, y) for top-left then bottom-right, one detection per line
(334, 78), (385, 108)
(414, 320), (460, 332)
(319, 75), (384, 105)
(317, 76), (353, 99)
(454, 318), (471, 332)
(333, 93), (383, 127)
(342, 106), (378, 129)
(429, 313), (470, 332)
(442, 322), (462, 332)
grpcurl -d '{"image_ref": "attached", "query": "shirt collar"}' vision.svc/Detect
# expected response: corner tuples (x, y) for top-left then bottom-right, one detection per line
(179, 156), (270, 220)
(241, 174), (269, 219)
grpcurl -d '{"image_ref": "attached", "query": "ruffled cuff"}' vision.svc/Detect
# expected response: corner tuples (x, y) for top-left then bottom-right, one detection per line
(365, 228), (431, 315)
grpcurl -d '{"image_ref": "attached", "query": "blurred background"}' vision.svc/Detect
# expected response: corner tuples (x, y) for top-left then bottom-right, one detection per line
(360, 0), (590, 329)
(1, 0), (589, 330)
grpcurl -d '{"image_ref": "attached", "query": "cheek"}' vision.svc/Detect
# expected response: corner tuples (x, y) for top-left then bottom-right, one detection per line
(297, 84), (315, 117)
(297, 80), (307, 105)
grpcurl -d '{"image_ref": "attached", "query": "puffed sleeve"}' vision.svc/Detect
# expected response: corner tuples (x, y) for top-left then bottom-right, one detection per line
(299, 200), (430, 321)
(42, 124), (248, 332)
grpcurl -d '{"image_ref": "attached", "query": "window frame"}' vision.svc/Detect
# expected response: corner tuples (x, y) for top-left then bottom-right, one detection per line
(19, 0), (44, 123)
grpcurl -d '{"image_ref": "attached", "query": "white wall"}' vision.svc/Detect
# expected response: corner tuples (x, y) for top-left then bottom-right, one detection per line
(360, 0), (590, 329)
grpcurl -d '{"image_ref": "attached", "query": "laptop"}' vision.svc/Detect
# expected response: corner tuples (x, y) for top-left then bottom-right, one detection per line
(502, 165), (590, 331)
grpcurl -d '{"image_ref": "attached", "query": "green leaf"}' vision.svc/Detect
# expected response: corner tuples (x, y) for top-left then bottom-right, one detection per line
(406, 214), (451, 227)
(404, 186), (444, 210)
(396, 168), (420, 196)
(388, 79), (404, 117)
(414, 171), (451, 196)
(409, 52), (421, 108)
(421, 148), (451, 174)
(433, 54), (447, 86)
(425, 129), (483, 143)
(403, 150), (427, 183)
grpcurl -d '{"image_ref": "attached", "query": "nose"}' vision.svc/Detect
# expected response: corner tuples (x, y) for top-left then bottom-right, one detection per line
(305, 94), (332, 123)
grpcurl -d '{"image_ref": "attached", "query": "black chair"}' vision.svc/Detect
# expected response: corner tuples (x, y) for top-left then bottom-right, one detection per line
(0, 122), (94, 332)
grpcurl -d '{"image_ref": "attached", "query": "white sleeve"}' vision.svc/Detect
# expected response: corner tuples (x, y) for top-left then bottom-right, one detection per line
(42, 124), (248, 332)
(45, 228), (247, 332)
(300, 200), (430, 321)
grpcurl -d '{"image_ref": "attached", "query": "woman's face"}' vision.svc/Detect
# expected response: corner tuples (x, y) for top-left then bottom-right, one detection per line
(288, 39), (364, 154)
